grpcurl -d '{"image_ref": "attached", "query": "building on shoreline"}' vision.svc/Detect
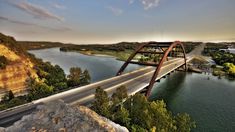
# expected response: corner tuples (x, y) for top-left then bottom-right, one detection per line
(219, 48), (235, 54)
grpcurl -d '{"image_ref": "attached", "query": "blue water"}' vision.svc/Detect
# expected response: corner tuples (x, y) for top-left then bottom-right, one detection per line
(30, 48), (235, 131)
(150, 72), (235, 132)
(29, 48), (141, 82)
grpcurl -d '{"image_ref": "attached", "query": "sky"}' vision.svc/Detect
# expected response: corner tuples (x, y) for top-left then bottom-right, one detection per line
(0, 0), (235, 44)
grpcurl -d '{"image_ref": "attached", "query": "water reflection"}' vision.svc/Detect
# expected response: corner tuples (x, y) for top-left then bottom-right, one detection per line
(149, 71), (187, 103)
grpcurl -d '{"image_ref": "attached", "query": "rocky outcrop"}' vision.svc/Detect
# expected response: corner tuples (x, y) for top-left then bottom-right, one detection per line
(0, 100), (128, 132)
(0, 44), (37, 98)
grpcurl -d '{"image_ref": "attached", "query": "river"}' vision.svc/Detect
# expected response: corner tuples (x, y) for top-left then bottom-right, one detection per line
(29, 48), (140, 82)
(29, 48), (235, 132)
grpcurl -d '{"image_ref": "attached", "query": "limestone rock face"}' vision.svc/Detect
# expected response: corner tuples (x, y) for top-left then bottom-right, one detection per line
(0, 44), (37, 98)
(1, 100), (129, 132)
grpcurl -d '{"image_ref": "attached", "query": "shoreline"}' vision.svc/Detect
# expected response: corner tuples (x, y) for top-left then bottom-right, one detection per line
(88, 53), (116, 58)
(64, 50), (125, 61)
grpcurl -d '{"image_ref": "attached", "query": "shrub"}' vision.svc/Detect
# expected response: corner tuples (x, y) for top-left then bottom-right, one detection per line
(0, 55), (8, 69)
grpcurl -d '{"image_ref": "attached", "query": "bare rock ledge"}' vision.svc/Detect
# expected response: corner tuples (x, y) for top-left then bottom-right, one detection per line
(0, 100), (128, 132)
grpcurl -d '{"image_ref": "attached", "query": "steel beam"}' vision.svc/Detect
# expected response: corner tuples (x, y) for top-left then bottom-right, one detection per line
(137, 51), (164, 54)
(129, 61), (158, 66)
(116, 41), (187, 98)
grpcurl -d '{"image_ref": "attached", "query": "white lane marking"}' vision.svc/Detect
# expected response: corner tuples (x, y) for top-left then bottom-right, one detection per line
(33, 58), (183, 104)
(71, 59), (186, 105)
(33, 66), (151, 104)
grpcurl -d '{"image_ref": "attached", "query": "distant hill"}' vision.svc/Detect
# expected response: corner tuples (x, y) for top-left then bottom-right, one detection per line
(18, 41), (73, 50)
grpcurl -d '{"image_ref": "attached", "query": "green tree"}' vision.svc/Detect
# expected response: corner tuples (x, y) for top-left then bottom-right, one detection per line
(36, 62), (67, 90)
(7, 98), (26, 108)
(91, 86), (196, 132)
(45, 65), (67, 90)
(0, 55), (8, 69)
(123, 93), (195, 131)
(113, 106), (130, 126)
(124, 93), (152, 129)
(148, 100), (176, 131)
(223, 63), (235, 77)
(80, 69), (91, 85)
(175, 113), (196, 132)
(1, 90), (15, 102)
(8, 90), (14, 100)
(111, 85), (128, 105)
(211, 51), (235, 65)
(53, 82), (68, 91)
(28, 80), (54, 101)
(92, 87), (110, 117)
(130, 124), (148, 132)
(67, 67), (82, 87)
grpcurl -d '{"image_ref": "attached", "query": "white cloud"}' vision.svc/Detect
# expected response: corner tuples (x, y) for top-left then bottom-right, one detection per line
(107, 6), (123, 16)
(8, 0), (64, 21)
(128, 0), (161, 10)
(53, 3), (66, 10)
(141, 0), (160, 10)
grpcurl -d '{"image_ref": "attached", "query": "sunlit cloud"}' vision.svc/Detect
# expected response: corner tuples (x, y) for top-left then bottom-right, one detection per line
(107, 6), (123, 16)
(7, 0), (64, 21)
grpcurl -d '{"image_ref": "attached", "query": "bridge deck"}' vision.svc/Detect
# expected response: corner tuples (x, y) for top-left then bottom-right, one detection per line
(33, 57), (188, 105)
(0, 56), (192, 127)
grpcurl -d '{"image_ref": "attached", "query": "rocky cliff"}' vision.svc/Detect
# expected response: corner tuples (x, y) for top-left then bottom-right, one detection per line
(0, 100), (128, 132)
(0, 34), (37, 98)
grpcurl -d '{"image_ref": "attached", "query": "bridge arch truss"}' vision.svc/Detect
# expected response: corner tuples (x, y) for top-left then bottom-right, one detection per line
(116, 41), (187, 97)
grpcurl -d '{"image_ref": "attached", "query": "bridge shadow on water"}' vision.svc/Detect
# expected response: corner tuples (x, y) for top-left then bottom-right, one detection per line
(149, 71), (187, 104)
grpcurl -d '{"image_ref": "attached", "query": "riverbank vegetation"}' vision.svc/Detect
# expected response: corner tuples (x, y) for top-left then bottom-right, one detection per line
(210, 51), (235, 79)
(67, 67), (91, 87)
(18, 41), (73, 50)
(0, 56), (91, 110)
(60, 42), (198, 61)
(203, 42), (235, 56)
(223, 63), (235, 78)
(92, 86), (196, 132)
(0, 90), (28, 110)
(202, 42), (235, 79)
(28, 51), (91, 100)
(60, 42), (142, 61)
(0, 64), (91, 110)
(211, 51), (235, 65)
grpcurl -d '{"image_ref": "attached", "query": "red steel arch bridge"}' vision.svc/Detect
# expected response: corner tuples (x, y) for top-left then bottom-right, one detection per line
(116, 41), (187, 97)
(0, 41), (194, 127)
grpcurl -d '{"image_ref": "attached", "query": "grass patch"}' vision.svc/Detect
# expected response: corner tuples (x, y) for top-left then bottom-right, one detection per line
(212, 67), (226, 76)
(79, 49), (133, 61)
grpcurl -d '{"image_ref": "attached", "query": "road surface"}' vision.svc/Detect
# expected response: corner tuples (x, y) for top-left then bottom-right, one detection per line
(0, 56), (193, 127)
